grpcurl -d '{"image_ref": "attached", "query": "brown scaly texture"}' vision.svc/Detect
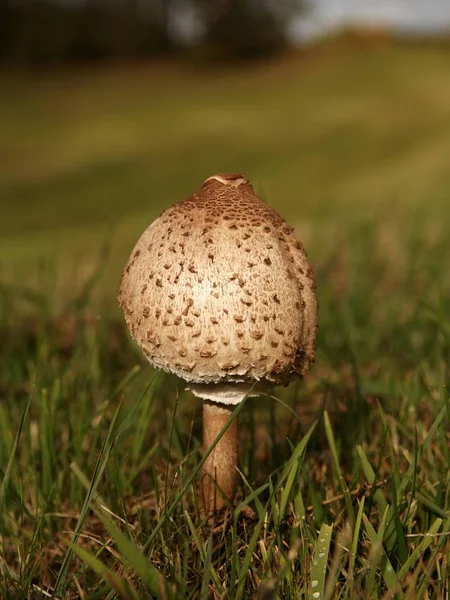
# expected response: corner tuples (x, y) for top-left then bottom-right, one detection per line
(119, 174), (317, 398)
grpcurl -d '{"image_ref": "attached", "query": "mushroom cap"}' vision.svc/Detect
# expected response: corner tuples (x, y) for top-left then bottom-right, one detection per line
(119, 174), (317, 403)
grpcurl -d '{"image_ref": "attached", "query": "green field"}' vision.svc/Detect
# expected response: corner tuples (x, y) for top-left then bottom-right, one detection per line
(0, 42), (449, 598)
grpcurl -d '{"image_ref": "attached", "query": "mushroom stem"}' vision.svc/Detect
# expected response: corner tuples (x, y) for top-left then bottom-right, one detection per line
(201, 401), (238, 514)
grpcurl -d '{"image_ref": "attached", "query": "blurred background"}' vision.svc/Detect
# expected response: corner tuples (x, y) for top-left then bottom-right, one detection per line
(2, 6), (450, 595)
(1, 0), (450, 308)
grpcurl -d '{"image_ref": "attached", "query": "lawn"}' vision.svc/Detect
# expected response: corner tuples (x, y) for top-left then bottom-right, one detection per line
(0, 41), (449, 598)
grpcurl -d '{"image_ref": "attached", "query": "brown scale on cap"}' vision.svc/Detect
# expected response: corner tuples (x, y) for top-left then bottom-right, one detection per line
(119, 174), (317, 404)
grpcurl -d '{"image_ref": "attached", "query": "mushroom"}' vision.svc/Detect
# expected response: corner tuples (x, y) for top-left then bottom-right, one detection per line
(118, 173), (317, 514)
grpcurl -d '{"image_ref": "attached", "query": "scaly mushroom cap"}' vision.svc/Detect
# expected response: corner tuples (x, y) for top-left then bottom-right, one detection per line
(119, 174), (317, 403)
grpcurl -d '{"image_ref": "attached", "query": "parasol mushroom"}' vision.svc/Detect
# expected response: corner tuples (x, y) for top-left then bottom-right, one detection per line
(118, 173), (317, 514)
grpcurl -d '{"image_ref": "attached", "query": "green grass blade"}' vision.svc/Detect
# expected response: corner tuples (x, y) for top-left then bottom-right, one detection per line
(276, 421), (317, 492)
(184, 511), (224, 597)
(235, 469), (269, 520)
(68, 542), (140, 600)
(278, 454), (302, 522)
(348, 498), (365, 580)
(396, 406), (447, 500)
(323, 411), (355, 527)
(398, 518), (443, 579)
(356, 445), (388, 517)
(235, 517), (265, 600)
(362, 510), (399, 595)
(391, 470), (408, 565)
(52, 402), (121, 598)
(415, 492), (450, 519)
(96, 506), (172, 599)
(310, 523), (332, 600)
(200, 532), (214, 600)
(0, 376), (35, 534)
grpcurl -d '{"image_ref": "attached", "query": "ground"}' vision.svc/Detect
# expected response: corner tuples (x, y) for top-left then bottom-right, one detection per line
(0, 40), (449, 598)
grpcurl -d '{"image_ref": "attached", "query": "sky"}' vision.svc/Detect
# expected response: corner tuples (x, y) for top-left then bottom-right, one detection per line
(295, 0), (450, 40)
(173, 0), (450, 44)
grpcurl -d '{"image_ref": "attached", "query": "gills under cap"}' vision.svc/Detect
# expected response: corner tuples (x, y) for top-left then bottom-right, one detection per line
(118, 174), (317, 403)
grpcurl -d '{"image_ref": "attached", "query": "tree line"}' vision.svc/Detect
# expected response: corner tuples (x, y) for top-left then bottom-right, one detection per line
(0, 0), (302, 65)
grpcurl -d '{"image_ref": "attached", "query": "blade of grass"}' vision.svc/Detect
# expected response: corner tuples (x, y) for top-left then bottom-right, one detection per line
(323, 411), (355, 527)
(396, 405), (447, 500)
(348, 498), (365, 581)
(200, 528), (214, 600)
(52, 402), (121, 598)
(415, 492), (450, 519)
(96, 506), (173, 599)
(235, 469), (268, 520)
(235, 517), (265, 600)
(414, 516), (450, 597)
(68, 542), (139, 600)
(362, 509), (399, 595)
(184, 511), (225, 597)
(310, 523), (332, 600)
(391, 469), (408, 566)
(356, 445), (388, 519)
(276, 421), (317, 492)
(0, 375), (35, 534)
(398, 518), (443, 579)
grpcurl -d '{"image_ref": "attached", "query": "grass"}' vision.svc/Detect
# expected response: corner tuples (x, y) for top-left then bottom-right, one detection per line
(1, 41), (450, 293)
(1, 41), (450, 598)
